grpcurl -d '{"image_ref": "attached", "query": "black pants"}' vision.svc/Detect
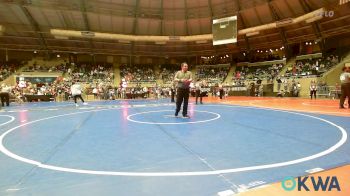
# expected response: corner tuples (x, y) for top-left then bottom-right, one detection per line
(195, 90), (202, 104)
(175, 88), (189, 116)
(73, 94), (85, 103)
(0, 92), (10, 106)
(219, 89), (224, 99)
(310, 90), (317, 99)
(170, 90), (175, 102)
(340, 83), (350, 108)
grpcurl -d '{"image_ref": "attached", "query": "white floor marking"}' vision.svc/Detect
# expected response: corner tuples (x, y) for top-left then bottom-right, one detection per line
(248, 100), (350, 115)
(0, 115), (15, 127)
(305, 167), (324, 173)
(0, 104), (347, 176)
(127, 110), (220, 124)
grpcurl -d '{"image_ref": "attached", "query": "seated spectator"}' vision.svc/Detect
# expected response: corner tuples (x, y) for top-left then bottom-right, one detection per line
(285, 54), (339, 77)
(196, 65), (230, 86)
(120, 64), (155, 83)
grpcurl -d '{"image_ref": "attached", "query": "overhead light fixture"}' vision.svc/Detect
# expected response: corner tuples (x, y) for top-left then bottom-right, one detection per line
(196, 40), (208, 44)
(339, 0), (350, 5)
(54, 35), (69, 40)
(57, 54), (60, 58)
(119, 40), (131, 44)
(0, 25), (4, 35)
(155, 41), (166, 45)
(305, 15), (323, 23)
(246, 31), (260, 37)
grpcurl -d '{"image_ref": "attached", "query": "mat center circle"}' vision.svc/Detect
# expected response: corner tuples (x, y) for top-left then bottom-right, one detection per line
(126, 110), (221, 124)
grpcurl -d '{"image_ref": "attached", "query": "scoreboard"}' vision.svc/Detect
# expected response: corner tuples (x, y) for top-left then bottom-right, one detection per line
(212, 16), (238, 46)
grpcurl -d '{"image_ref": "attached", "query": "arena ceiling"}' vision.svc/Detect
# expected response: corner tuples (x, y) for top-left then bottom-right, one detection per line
(0, 0), (349, 57)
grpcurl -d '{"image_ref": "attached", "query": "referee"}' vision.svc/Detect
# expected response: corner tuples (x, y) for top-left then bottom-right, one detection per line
(174, 62), (193, 118)
(340, 64), (350, 109)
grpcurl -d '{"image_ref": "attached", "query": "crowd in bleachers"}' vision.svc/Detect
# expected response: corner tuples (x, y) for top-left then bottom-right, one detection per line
(22, 63), (69, 73)
(64, 63), (114, 85)
(196, 66), (230, 85)
(159, 64), (178, 84)
(199, 57), (231, 65)
(4, 62), (115, 102)
(0, 62), (21, 82)
(234, 63), (284, 82)
(285, 55), (339, 77)
(120, 64), (155, 82)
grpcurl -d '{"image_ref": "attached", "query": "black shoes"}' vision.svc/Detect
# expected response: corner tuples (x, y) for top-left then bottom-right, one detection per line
(182, 115), (190, 118)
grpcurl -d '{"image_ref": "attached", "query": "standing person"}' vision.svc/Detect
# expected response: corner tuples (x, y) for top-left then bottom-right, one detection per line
(219, 83), (224, 99)
(200, 80), (209, 103)
(339, 65), (350, 109)
(296, 82), (301, 97)
(170, 85), (175, 103)
(0, 84), (11, 107)
(195, 79), (202, 104)
(276, 76), (282, 92)
(92, 86), (98, 99)
(335, 83), (341, 99)
(310, 80), (317, 99)
(174, 62), (192, 118)
(71, 80), (87, 106)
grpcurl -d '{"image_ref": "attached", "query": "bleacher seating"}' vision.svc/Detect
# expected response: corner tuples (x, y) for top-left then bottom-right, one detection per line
(235, 63), (284, 81)
(120, 64), (155, 82)
(159, 64), (178, 84)
(196, 65), (230, 85)
(285, 54), (339, 77)
(0, 61), (22, 82)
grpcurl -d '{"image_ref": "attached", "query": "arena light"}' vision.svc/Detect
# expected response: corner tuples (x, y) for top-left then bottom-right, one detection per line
(339, 0), (350, 5)
(246, 31), (259, 37)
(54, 35), (69, 40)
(195, 40), (208, 44)
(305, 15), (323, 24)
(119, 40), (131, 44)
(50, 29), (212, 43)
(49, 8), (325, 44)
(155, 41), (166, 45)
(0, 25), (4, 35)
